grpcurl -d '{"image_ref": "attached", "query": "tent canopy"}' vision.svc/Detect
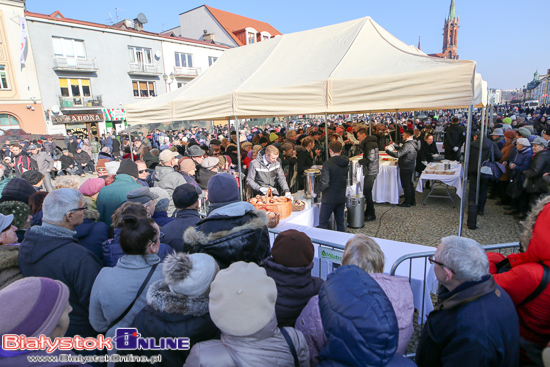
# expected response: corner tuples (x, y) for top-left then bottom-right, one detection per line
(126, 16), (478, 124)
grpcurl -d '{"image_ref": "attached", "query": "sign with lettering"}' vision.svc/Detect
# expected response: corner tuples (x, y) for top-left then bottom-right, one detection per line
(53, 113), (104, 124)
(319, 246), (344, 265)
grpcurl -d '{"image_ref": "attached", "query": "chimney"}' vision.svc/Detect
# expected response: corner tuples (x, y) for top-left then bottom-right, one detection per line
(123, 19), (133, 29)
(547, 69), (550, 76)
(134, 18), (143, 31)
(203, 30), (215, 43)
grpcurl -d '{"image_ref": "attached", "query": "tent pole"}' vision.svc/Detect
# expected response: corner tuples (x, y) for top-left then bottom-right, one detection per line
(369, 112), (372, 135)
(325, 113), (329, 161)
(127, 122), (134, 162)
(458, 105), (474, 236)
(227, 117), (231, 139)
(234, 115), (243, 201)
(475, 106), (486, 204)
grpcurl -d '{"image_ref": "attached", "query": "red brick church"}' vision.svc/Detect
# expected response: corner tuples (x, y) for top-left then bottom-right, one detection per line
(428, 0), (459, 59)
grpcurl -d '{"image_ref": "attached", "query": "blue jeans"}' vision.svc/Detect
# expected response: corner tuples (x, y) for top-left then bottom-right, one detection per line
(319, 203), (346, 232)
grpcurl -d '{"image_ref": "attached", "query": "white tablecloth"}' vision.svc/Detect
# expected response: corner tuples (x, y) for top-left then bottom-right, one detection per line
(277, 203), (320, 228)
(353, 163), (403, 204)
(416, 164), (464, 199)
(271, 223), (438, 323)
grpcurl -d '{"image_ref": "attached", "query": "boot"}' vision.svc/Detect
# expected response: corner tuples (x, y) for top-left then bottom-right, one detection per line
(467, 203), (478, 230)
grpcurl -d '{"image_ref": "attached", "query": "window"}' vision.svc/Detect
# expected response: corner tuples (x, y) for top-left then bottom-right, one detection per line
(263, 35), (269, 41)
(128, 47), (152, 65)
(177, 82), (185, 88)
(247, 32), (255, 44)
(59, 78), (91, 105)
(52, 37), (86, 63)
(175, 52), (193, 68)
(208, 56), (218, 66)
(0, 114), (19, 127)
(132, 81), (156, 98)
(0, 65), (8, 89)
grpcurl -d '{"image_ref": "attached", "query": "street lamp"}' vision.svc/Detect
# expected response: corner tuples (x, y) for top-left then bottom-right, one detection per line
(162, 72), (175, 92)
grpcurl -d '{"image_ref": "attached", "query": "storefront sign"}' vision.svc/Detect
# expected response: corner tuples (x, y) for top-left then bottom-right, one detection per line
(53, 113), (104, 124)
(319, 246), (344, 265)
(103, 108), (126, 121)
(65, 124), (88, 139)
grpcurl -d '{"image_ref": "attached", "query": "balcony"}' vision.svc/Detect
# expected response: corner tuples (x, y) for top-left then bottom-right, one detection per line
(173, 66), (201, 77)
(53, 57), (98, 72)
(128, 63), (161, 76)
(59, 95), (102, 110)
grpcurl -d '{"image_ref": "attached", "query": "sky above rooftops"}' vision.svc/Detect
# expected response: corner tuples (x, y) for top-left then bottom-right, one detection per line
(26, 0), (549, 91)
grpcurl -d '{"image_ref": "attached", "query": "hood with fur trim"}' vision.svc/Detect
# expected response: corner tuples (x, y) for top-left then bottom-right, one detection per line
(146, 280), (209, 316)
(182, 208), (270, 269)
(520, 195), (550, 253)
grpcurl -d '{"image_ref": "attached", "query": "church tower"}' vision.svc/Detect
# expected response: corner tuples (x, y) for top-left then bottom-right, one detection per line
(442, 0), (459, 59)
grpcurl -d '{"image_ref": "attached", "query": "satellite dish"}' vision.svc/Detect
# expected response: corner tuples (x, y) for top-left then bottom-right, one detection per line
(51, 105), (60, 114)
(137, 13), (148, 24)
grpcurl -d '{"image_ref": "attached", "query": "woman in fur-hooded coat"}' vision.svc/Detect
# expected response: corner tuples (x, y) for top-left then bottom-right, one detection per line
(131, 253), (220, 367)
(488, 195), (550, 362)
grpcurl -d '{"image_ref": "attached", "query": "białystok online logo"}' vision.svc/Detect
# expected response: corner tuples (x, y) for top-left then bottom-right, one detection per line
(2, 328), (190, 353)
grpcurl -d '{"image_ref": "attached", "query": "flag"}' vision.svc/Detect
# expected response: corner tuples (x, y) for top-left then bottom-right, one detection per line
(19, 17), (27, 66)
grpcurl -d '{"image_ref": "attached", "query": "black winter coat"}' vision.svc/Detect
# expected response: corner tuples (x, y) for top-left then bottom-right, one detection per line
(468, 137), (503, 176)
(315, 155), (349, 204)
(161, 209), (201, 252)
(60, 154), (75, 169)
(386, 139), (420, 171)
(183, 202), (270, 269)
(375, 133), (391, 151)
(416, 140), (439, 172)
(74, 150), (91, 165)
(262, 257), (323, 327)
(297, 147), (314, 190)
(18, 225), (102, 338)
(524, 149), (550, 194)
(130, 281), (220, 367)
(74, 218), (109, 262)
(444, 123), (466, 151)
(358, 136), (379, 176)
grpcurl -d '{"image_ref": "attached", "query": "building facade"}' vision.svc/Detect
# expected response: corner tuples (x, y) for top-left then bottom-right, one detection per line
(25, 10), (227, 137)
(0, 0), (46, 133)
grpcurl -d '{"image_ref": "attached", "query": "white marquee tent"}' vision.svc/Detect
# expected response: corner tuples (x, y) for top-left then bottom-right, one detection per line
(126, 16), (482, 124)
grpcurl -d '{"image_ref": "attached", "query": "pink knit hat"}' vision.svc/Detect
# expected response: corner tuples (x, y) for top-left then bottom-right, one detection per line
(78, 178), (105, 197)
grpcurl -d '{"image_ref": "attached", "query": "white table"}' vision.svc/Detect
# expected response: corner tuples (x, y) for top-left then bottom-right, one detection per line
(352, 162), (403, 204)
(271, 223), (438, 323)
(277, 202), (320, 228)
(416, 164), (464, 205)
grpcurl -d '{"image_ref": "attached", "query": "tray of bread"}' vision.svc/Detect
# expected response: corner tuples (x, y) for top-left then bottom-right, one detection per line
(248, 189), (292, 219)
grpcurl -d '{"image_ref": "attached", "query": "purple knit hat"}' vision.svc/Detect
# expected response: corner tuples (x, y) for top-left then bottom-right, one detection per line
(78, 178), (105, 197)
(0, 277), (70, 337)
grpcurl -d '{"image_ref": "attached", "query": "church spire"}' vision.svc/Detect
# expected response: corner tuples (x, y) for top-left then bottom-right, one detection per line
(448, 0), (456, 20)
(418, 36), (421, 50)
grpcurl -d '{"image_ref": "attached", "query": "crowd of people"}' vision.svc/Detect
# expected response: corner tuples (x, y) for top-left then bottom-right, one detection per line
(0, 104), (549, 366)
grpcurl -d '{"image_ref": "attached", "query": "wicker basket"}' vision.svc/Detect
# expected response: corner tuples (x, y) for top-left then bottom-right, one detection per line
(249, 189), (292, 219)
(266, 211), (280, 228)
(291, 195), (305, 212)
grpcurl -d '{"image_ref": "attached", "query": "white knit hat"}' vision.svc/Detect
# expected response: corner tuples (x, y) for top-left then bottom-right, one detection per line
(209, 262), (277, 336)
(162, 253), (218, 297)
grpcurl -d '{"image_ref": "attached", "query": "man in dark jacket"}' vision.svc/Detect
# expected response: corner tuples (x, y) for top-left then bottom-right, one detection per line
(443, 117), (466, 160)
(10, 143), (37, 178)
(357, 128), (379, 221)
(386, 129), (420, 207)
(523, 137), (550, 205)
(161, 184), (201, 252)
(18, 188), (102, 338)
(315, 141), (349, 232)
(467, 132), (503, 222)
(74, 147), (94, 176)
(247, 145), (290, 197)
(183, 173), (270, 269)
(416, 236), (519, 367)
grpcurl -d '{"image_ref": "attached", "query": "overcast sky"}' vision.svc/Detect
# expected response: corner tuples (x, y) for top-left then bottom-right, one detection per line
(26, 0), (548, 90)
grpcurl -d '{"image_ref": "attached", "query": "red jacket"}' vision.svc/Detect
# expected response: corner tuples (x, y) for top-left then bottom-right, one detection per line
(488, 197), (550, 346)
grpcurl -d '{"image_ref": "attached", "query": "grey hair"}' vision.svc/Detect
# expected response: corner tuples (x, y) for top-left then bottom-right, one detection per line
(341, 234), (385, 273)
(438, 236), (488, 282)
(43, 188), (83, 223)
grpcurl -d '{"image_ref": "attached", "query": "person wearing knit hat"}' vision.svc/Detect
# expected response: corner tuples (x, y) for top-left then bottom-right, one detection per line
(127, 186), (159, 217)
(0, 277), (89, 366)
(0, 178), (36, 205)
(183, 173), (270, 269)
(96, 159), (143, 227)
(184, 261), (309, 366)
(78, 177), (105, 200)
(503, 117), (512, 125)
(516, 138), (531, 147)
(505, 137), (533, 219)
(21, 169), (44, 189)
(161, 184), (201, 252)
(503, 130), (517, 140)
(132, 253), (220, 366)
(270, 132), (279, 142)
(262, 230), (323, 327)
(148, 186), (175, 227)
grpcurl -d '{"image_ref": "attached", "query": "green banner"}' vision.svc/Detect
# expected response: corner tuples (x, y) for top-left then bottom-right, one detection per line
(319, 247), (344, 265)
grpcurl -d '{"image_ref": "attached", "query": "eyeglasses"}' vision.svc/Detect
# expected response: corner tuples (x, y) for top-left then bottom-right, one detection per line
(138, 170), (148, 174)
(428, 255), (454, 273)
(67, 205), (88, 213)
(151, 232), (165, 244)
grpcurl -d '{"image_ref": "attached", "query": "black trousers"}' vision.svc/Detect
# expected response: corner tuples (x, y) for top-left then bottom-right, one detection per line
(319, 203), (345, 232)
(399, 169), (415, 205)
(363, 175), (376, 216)
(468, 174), (490, 212)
